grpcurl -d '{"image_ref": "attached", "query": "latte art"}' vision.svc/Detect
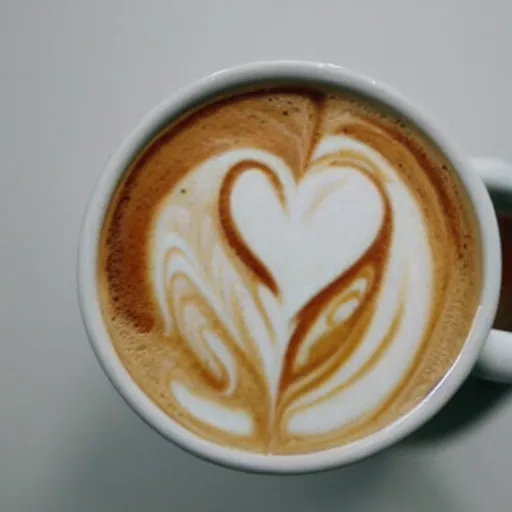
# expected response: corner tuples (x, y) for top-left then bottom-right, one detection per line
(98, 88), (481, 453)
(153, 141), (428, 438)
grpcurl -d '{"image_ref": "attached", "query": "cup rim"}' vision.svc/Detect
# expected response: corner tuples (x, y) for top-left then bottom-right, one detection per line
(77, 60), (501, 473)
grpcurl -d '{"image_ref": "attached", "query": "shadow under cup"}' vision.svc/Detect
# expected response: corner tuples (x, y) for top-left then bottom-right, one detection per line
(79, 63), (499, 472)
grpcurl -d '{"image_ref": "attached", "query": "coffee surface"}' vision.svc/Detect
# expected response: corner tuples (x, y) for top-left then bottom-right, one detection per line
(98, 87), (481, 454)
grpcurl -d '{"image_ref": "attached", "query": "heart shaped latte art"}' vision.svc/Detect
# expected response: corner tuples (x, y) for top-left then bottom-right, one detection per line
(151, 135), (433, 444)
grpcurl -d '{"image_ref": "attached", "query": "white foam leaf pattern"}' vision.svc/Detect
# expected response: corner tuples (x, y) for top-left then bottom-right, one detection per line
(151, 140), (433, 437)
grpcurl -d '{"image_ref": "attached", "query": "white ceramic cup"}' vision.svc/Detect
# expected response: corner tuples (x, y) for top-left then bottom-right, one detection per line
(78, 61), (512, 474)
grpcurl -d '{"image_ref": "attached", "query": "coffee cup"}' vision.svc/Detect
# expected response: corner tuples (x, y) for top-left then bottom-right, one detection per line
(78, 61), (512, 473)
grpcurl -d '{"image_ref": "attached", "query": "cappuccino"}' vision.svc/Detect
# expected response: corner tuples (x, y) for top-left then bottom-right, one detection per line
(97, 86), (481, 454)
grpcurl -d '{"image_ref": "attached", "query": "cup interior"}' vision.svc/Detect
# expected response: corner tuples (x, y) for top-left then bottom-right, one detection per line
(77, 60), (501, 473)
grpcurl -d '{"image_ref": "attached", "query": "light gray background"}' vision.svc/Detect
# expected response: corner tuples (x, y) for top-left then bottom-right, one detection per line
(2, 1), (512, 510)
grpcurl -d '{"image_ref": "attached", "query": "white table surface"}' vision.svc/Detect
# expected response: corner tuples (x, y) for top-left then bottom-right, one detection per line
(2, 1), (512, 510)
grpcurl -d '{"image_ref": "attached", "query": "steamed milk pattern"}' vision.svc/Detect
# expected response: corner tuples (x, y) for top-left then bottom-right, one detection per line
(153, 143), (427, 439)
(98, 89), (480, 454)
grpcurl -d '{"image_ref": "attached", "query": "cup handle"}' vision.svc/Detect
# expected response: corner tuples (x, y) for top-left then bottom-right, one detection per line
(471, 157), (512, 383)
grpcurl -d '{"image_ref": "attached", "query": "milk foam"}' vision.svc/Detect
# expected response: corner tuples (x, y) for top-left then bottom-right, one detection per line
(151, 137), (433, 438)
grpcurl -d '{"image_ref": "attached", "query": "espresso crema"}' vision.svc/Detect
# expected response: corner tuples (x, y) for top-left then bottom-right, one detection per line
(98, 87), (481, 453)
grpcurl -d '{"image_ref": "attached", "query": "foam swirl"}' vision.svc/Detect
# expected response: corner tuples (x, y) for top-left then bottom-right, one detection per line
(151, 138), (432, 448)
